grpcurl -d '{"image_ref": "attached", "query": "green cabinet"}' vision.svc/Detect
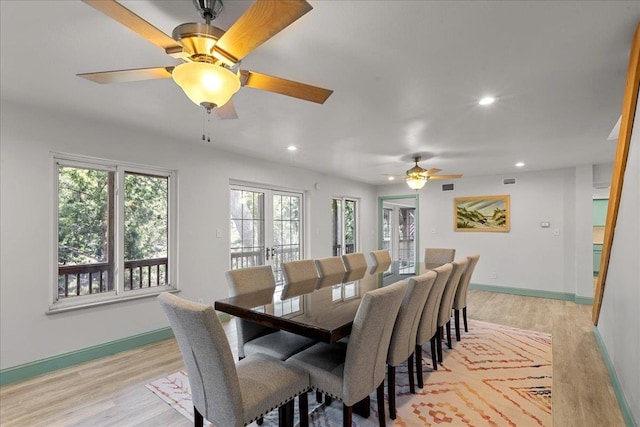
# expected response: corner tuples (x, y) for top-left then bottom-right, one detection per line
(593, 199), (608, 226)
(592, 199), (608, 276)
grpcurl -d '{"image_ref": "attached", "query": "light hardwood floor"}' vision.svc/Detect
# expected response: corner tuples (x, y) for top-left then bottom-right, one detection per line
(0, 290), (626, 427)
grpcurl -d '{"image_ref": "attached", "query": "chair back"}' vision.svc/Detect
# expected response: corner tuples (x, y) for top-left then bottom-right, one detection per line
(225, 265), (275, 296)
(437, 258), (468, 327)
(342, 252), (368, 282)
(314, 256), (346, 289)
(416, 263), (453, 345)
(342, 280), (406, 406)
(368, 249), (392, 274)
(424, 248), (456, 270)
(453, 254), (480, 310)
(158, 293), (243, 426)
(387, 270), (437, 366)
(281, 259), (320, 298)
(224, 265), (277, 358)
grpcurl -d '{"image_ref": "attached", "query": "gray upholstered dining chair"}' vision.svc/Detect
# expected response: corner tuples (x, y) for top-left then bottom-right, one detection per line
(435, 258), (468, 362)
(368, 249), (392, 274)
(415, 263), (452, 386)
(424, 248), (456, 270)
(314, 256), (347, 289)
(341, 252), (368, 282)
(281, 259), (320, 299)
(386, 270), (436, 420)
(225, 265), (315, 360)
(158, 292), (310, 427)
(453, 254), (480, 341)
(288, 280), (407, 427)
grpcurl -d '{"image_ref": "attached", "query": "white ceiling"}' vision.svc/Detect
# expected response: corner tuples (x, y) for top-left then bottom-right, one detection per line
(2, 1), (638, 184)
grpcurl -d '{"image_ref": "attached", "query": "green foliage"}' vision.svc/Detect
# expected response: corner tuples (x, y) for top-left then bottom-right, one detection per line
(344, 200), (356, 244)
(124, 173), (168, 260)
(58, 167), (110, 265)
(58, 167), (168, 266)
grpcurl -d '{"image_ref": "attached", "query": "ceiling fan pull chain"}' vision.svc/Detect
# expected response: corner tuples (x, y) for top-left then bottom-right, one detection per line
(201, 108), (206, 141)
(207, 109), (212, 143)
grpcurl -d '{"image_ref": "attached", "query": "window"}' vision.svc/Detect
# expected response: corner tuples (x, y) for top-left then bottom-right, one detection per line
(332, 197), (358, 256)
(53, 155), (176, 311)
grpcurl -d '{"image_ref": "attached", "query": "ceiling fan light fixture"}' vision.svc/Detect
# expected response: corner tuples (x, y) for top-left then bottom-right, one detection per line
(172, 61), (240, 109)
(406, 173), (427, 190)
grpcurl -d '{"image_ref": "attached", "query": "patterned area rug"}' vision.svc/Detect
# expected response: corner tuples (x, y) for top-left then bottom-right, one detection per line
(146, 319), (552, 426)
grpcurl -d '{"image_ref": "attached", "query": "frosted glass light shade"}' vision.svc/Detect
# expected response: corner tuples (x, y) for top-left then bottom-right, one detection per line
(172, 62), (240, 108)
(406, 174), (427, 190)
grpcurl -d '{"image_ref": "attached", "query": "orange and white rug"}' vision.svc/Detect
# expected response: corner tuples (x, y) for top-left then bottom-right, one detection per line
(147, 319), (552, 426)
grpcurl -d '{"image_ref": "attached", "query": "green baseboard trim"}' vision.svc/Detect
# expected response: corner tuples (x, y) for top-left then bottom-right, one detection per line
(0, 327), (174, 387)
(574, 295), (595, 305)
(593, 327), (638, 427)
(469, 283), (593, 305)
(469, 283), (574, 300)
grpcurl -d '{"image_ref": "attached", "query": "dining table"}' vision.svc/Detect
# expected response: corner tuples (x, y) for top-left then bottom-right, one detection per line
(214, 268), (385, 344)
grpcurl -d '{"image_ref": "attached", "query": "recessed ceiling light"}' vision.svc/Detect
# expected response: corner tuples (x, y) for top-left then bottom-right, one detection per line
(515, 162), (525, 167)
(287, 145), (297, 151)
(479, 96), (495, 106)
(388, 176), (395, 181)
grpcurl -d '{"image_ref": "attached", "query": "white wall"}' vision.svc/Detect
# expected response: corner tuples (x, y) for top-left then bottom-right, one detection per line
(0, 101), (378, 369)
(377, 166), (595, 297)
(597, 96), (640, 422)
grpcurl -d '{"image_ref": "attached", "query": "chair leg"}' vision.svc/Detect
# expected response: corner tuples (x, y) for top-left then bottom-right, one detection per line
(388, 365), (396, 419)
(257, 417), (263, 425)
(408, 353), (415, 394)
(194, 406), (203, 427)
(316, 391), (323, 403)
(454, 309), (461, 341)
(299, 392), (309, 427)
(415, 344), (424, 388)
(343, 403), (353, 427)
(430, 336), (438, 370)
(446, 320), (452, 349)
(377, 381), (387, 427)
(463, 306), (468, 332)
(437, 327), (443, 363)
(278, 399), (294, 427)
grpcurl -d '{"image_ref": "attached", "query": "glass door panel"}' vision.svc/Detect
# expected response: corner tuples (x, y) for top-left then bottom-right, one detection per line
(230, 188), (265, 269)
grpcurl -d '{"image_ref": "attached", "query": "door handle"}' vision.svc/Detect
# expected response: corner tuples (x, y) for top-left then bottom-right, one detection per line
(265, 247), (276, 261)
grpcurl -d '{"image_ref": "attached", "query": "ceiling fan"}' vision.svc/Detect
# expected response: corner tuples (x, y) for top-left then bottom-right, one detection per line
(78, 0), (333, 119)
(386, 156), (463, 190)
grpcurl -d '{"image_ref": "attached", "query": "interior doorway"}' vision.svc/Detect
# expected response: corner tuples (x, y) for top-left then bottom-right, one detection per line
(378, 194), (420, 285)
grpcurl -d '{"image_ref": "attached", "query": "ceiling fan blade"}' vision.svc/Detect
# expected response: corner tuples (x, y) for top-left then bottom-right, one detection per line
(427, 174), (463, 180)
(77, 67), (174, 84)
(425, 168), (442, 176)
(82, 0), (182, 51)
(214, 0), (313, 64)
(215, 98), (239, 119)
(240, 70), (333, 104)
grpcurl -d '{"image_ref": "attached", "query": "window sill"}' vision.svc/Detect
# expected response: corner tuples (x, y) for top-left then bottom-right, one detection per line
(47, 286), (180, 315)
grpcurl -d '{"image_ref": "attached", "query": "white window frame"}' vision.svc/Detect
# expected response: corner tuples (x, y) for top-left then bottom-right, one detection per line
(50, 153), (178, 313)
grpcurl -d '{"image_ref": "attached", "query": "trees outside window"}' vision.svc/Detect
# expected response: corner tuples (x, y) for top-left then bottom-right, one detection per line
(54, 156), (176, 310)
(332, 197), (358, 256)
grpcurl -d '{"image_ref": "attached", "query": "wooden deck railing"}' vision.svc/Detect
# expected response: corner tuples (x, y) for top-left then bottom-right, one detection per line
(58, 257), (168, 297)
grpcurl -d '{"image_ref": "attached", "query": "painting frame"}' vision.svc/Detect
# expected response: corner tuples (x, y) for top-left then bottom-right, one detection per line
(455, 194), (510, 232)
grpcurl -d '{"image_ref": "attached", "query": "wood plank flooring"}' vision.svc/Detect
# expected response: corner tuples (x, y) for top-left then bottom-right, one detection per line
(0, 290), (627, 426)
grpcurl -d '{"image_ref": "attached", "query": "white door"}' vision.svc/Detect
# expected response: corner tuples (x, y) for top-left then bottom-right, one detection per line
(229, 186), (303, 286)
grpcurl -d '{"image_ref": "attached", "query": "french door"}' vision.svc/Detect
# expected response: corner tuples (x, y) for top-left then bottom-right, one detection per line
(229, 185), (303, 286)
